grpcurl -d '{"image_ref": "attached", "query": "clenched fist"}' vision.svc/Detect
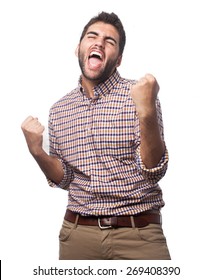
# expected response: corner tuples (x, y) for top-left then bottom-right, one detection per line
(130, 74), (159, 116)
(21, 116), (45, 156)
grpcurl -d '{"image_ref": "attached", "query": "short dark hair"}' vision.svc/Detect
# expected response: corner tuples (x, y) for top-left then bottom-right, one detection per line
(79, 11), (126, 55)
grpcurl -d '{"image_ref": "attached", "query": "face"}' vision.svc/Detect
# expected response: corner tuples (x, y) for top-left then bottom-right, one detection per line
(77, 22), (122, 84)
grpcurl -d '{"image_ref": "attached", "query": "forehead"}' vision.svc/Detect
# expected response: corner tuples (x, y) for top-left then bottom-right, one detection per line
(86, 22), (120, 40)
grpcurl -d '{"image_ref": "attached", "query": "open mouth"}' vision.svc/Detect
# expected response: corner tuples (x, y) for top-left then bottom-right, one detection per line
(89, 51), (103, 60)
(88, 51), (103, 70)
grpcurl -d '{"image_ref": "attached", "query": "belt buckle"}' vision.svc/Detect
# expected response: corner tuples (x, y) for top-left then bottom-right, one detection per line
(98, 218), (113, 230)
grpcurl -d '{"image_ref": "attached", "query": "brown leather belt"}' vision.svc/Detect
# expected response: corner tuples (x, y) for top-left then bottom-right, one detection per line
(64, 209), (161, 229)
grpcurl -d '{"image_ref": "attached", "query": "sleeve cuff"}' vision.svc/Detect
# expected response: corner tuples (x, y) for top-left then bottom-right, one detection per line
(47, 158), (73, 190)
(140, 148), (169, 173)
(136, 147), (169, 184)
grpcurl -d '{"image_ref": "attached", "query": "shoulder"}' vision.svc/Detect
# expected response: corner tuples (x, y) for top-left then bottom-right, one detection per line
(50, 87), (80, 112)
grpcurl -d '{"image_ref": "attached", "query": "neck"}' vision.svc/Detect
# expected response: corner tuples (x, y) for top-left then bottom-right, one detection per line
(81, 80), (95, 98)
(81, 76), (103, 99)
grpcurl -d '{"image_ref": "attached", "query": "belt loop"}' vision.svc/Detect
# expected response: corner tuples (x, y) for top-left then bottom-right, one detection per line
(130, 216), (135, 228)
(74, 214), (79, 228)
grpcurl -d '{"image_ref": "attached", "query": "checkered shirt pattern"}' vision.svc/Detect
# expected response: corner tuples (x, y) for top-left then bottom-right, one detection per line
(47, 70), (168, 216)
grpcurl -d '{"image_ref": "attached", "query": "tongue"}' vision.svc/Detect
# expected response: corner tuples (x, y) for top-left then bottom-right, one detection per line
(89, 57), (102, 70)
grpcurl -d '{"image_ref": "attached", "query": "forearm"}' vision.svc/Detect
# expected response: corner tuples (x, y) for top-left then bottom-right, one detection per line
(130, 74), (166, 169)
(32, 149), (64, 184)
(138, 106), (165, 169)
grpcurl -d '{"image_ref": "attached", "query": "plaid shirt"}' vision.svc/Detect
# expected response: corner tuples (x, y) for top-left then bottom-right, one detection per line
(47, 70), (168, 216)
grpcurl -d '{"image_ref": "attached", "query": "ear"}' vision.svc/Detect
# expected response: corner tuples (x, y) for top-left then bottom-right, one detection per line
(75, 44), (79, 57)
(116, 55), (122, 68)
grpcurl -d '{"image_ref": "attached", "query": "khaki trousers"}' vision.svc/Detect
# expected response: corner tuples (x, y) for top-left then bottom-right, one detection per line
(59, 219), (171, 260)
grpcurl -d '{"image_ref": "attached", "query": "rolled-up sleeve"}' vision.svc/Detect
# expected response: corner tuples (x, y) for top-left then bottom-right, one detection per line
(136, 146), (169, 184)
(47, 158), (73, 190)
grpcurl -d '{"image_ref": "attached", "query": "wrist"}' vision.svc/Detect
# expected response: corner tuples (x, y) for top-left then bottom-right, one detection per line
(136, 104), (157, 119)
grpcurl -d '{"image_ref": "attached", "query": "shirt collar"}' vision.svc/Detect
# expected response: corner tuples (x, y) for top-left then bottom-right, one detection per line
(78, 70), (121, 98)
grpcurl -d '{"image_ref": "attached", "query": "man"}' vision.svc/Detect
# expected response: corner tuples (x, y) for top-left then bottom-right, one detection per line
(21, 12), (171, 260)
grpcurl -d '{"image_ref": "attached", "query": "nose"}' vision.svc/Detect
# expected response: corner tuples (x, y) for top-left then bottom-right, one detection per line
(94, 37), (105, 48)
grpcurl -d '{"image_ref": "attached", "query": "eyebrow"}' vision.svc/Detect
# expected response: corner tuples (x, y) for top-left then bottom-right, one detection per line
(86, 31), (117, 45)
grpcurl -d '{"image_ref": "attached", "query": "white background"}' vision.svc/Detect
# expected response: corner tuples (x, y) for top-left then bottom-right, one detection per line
(0, 0), (211, 279)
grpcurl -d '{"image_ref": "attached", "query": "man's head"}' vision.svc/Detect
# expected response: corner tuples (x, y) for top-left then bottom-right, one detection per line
(76, 12), (126, 84)
(80, 12), (126, 56)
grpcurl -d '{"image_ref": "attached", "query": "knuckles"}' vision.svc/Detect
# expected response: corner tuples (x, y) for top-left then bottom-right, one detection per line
(21, 116), (44, 133)
(138, 74), (156, 86)
(131, 73), (159, 94)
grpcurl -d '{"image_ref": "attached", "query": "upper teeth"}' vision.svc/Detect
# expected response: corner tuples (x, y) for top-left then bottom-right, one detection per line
(90, 51), (102, 59)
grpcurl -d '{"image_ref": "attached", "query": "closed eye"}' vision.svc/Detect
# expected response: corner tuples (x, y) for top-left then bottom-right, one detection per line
(86, 31), (98, 39)
(106, 39), (116, 46)
(87, 35), (96, 39)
